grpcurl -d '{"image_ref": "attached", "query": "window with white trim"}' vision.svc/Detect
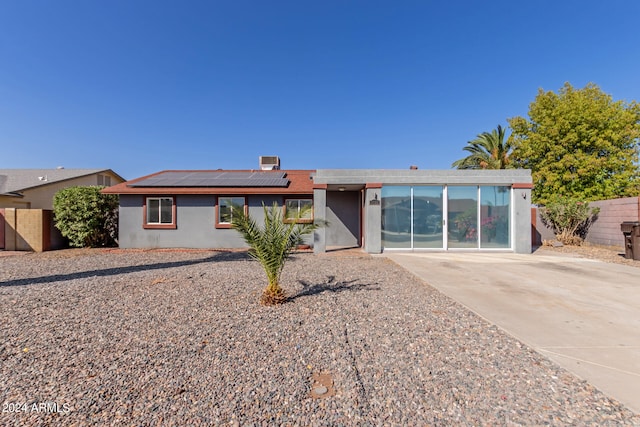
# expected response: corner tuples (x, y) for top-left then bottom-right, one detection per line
(217, 196), (246, 227)
(146, 197), (174, 225)
(284, 199), (313, 223)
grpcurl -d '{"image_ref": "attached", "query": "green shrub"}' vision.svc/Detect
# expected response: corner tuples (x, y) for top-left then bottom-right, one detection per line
(53, 186), (119, 248)
(540, 196), (599, 245)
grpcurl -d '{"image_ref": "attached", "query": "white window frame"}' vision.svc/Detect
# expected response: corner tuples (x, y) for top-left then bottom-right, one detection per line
(284, 198), (313, 223)
(216, 196), (246, 228)
(144, 196), (175, 229)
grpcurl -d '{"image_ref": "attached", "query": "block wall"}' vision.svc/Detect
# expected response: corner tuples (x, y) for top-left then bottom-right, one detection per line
(1, 209), (52, 252)
(587, 197), (640, 247)
(0, 209), (4, 249)
(3, 208), (17, 251)
(532, 197), (640, 248)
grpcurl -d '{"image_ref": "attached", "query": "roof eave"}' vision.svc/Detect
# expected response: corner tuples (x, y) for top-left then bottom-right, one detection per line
(102, 187), (313, 195)
(0, 192), (24, 198)
(12, 169), (125, 193)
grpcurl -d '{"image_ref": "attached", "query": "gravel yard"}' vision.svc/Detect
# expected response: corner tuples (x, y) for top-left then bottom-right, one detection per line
(1, 248), (639, 426)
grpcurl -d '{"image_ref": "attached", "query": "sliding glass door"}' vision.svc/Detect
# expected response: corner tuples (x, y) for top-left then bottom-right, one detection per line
(382, 185), (511, 250)
(413, 186), (444, 249)
(480, 186), (510, 249)
(447, 186), (478, 248)
(382, 186), (444, 249)
(381, 186), (412, 249)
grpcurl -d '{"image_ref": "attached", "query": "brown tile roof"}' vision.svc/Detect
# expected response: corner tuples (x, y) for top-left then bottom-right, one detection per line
(102, 170), (315, 195)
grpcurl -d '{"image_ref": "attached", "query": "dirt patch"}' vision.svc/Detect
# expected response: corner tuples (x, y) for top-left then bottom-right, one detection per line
(534, 243), (640, 268)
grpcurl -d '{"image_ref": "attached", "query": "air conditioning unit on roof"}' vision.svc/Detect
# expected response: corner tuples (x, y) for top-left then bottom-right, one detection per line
(259, 156), (280, 170)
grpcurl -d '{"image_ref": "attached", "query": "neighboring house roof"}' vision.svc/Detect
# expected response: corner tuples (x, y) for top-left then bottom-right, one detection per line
(102, 170), (315, 195)
(0, 169), (125, 197)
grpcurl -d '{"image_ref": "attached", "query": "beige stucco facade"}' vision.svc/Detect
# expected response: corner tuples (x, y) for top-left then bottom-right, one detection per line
(0, 171), (124, 210)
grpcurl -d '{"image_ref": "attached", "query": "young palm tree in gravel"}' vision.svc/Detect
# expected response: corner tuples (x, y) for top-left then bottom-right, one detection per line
(231, 202), (322, 305)
(452, 125), (514, 169)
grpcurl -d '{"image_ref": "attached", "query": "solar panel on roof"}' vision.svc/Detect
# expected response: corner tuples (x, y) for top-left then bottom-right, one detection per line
(128, 171), (290, 187)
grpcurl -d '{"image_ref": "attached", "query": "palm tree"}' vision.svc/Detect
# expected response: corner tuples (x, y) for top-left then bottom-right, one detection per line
(452, 125), (514, 170)
(231, 202), (322, 305)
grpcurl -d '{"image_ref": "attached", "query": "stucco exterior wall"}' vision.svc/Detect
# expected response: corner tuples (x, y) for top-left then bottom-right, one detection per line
(0, 172), (124, 210)
(0, 196), (30, 209)
(513, 187), (532, 254)
(114, 169), (532, 253)
(314, 169), (532, 254)
(312, 189), (327, 253)
(364, 187), (382, 253)
(314, 169), (533, 186)
(118, 194), (312, 249)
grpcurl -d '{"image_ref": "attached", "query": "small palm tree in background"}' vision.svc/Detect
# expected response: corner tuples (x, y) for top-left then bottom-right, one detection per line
(452, 125), (514, 170)
(231, 202), (322, 305)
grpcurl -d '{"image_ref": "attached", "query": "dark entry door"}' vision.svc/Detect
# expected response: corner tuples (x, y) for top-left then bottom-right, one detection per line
(326, 191), (361, 248)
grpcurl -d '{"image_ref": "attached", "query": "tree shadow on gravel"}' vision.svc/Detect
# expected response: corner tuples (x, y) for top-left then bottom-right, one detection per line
(0, 251), (250, 288)
(289, 275), (381, 301)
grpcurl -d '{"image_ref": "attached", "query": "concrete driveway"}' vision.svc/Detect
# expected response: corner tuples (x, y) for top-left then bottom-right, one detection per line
(382, 250), (640, 414)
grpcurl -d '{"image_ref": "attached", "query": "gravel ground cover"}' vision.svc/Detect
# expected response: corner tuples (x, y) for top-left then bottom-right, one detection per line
(1, 248), (639, 426)
(534, 243), (640, 268)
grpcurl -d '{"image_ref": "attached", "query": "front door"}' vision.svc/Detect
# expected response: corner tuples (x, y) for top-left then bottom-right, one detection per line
(326, 191), (361, 248)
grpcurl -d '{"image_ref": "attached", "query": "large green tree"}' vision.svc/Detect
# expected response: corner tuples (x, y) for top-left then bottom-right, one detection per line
(509, 82), (640, 204)
(452, 125), (514, 170)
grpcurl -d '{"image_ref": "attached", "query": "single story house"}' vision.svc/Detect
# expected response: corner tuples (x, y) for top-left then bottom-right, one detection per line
(102, 168), (316, 249)
(0, 168), (125, 209)
(103, 160), (533, 254)
(0, 168), (125, 251)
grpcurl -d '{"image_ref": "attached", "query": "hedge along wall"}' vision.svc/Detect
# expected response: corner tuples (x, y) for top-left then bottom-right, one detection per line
(532, 196), (640, 249)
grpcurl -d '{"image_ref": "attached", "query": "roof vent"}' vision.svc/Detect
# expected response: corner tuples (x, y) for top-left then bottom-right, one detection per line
(259, 156), (280, 170)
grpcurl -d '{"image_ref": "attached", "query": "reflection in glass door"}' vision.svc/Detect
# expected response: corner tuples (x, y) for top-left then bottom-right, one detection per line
(381, 186), (412, 249)
(413, 187), (444, 248)
(447, 186), (478, 248)
(382, 185), (511, 250)
(480, 186), (511, 249)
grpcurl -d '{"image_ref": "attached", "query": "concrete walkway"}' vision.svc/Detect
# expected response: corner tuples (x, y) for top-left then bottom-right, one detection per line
(382, 251), (640, 414)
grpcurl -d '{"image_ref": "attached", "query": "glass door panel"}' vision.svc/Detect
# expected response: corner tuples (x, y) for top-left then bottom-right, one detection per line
(413, 186), (444, 248)
(447, 186), (478, 248)
(381, 186), (411, 248)
(480, 186), (511, 248)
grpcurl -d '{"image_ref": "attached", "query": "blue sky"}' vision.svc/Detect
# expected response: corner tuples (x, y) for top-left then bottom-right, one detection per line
(1, 1), (639, 179)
